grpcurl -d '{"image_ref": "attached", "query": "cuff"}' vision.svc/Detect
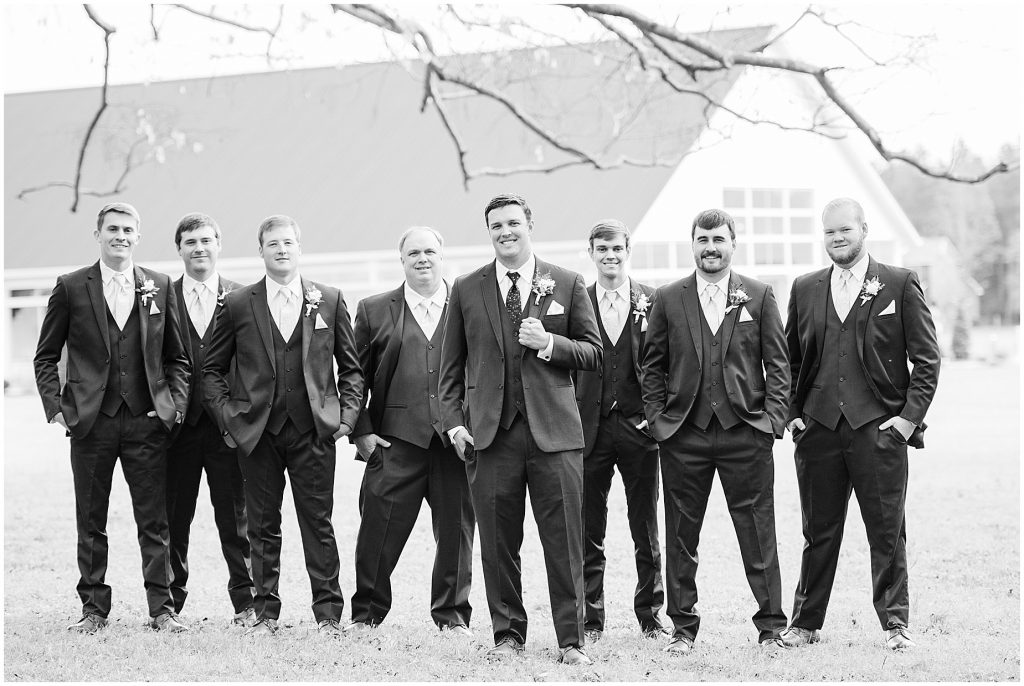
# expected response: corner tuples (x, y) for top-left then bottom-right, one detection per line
(537, 334), (555, 361)
(447, 426), (466, 441)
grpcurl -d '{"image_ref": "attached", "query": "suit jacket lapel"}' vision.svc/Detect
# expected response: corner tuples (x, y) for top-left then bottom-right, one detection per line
(133, 265), (149, 354)
(300, 279), (314, 364)
(813, 267), (831, 364)
(720, 274), (740, 354)
(681, 274), (703, 365)
(174, 278), (195, 360)
(627, 279), (642, 374)
(86, 262), (111, 355)
(479, 263), (504, 354)
(379, 285), (406, 388)
(854, 257), (881, 365)
(250, 279), (276, 371)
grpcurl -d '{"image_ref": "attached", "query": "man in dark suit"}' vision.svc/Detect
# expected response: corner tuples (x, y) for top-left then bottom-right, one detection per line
(781, 198), (939, 651)
(166, 213), (254, 626)
(575, 219), (666, 643)
(203, 215), (363, 636)
(349, 227), (474, 633)
(439, 194), (602, 665)
(34, 201), (190, 633)
(642, 208), (790, 653)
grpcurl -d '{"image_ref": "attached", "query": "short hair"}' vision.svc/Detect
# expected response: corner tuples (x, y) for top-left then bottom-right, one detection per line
(691, 208), (735, 240)
(174, 212), (221, 248)
(96, 202), (141, 231)
(484, 193), (532, 226)
(822, 197), (865, 224)
(398, 226), (445, 253)
(588, 219), (631, 249)
(257, 215), (301, 246)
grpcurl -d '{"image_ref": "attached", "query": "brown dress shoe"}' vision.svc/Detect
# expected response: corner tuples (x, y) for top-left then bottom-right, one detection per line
(486, 636), (525, 657)
(643, 625), (671, 639)
(885, 627), (915, 650)
(68, 613), (108, 634)
(150, 612), (188, 633)
(441, 624), (473, 637)
(780, 626), (819, 647)
(318, 619), (344, 636)
(246, 618), (279, 636)
(663, 635), (694, 654)
(233, 607), (257, 627)
(584, 629), (603, 643)
(558, 646), (592, 665)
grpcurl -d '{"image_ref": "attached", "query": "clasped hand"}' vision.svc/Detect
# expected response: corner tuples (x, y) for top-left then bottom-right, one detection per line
(517, 317), (549, 350)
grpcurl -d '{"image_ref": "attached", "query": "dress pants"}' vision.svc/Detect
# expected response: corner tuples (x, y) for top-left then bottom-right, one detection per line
(240, 418), (344, 623)
(583, 410), (664, 632)
(790, 415), (910, 631)
(351, 434), (474, 627)
(166, 412), (254, 614)
(660, 418), (786, 642)
(468, 415), (586, 649)
(69, 405), (174, 618)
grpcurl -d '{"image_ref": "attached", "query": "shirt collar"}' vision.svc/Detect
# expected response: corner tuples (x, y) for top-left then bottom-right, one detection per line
(183, 272), (219, 294)
(595, 279), (631, 304)
(833, 252), (870, 284)
(404, 280), (447, 309)
(695, 270), (730, 295)
(265, 274), (303, 300)
(495, 254), (536, 286)
(99, 260), (134, 285)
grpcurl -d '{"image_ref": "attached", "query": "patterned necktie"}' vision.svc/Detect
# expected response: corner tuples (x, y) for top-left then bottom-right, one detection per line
(836, 269), (853, 321)
(704, 283), (721, 334)
(190, 283), (208, 337)
(109, 272), (132, 329)
(275, 288), (297, 336)
(505, 271), (523, 337)
(603, 291), (622, 344)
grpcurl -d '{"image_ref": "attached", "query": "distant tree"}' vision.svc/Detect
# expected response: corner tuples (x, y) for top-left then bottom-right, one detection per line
(951, 308), (971, 360)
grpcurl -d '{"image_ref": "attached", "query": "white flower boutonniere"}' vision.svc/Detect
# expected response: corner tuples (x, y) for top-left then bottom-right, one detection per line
(304, 286), (323, 317)
(723, 285), (751, 315)
(859, 276), (884, 306)
(631, 291), (650, 324)
(531, 274), (555, 305)
(137, 278), (159, 307)
(217, 286), (231, 307)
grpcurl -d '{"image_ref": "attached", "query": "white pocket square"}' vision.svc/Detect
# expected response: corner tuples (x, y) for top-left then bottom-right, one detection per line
(738, 306), (754, 322)
(546, 300), (565, 316)
(877, 301), (896, 316)
(315, 313), (329, 329)
(149, 301), (160, 315)
(640, 319), (648, 332)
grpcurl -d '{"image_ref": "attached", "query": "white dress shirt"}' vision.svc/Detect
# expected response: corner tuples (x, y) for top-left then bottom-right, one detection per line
(595, 280), (630, 344)
(494, 255), (554, 360)
(266, 274), (303, 336)
(831, 252), (869, 321)
(695, 270), (730, 334)
(404, 281), (447, 339)
(99, 260), (135, 329)
(183, 272), (219, 336)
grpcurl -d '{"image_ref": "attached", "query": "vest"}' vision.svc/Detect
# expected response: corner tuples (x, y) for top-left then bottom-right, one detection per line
(687, 310), (742, 431)
(804, 297), (886, 430)
(265, 317), (314, 435)
(183, 313), (212, 426)
(498, 282), (528, 429)
(379, 304), (445, 448)
(99, 299), (150, 418)
(597, 315), (643, 418)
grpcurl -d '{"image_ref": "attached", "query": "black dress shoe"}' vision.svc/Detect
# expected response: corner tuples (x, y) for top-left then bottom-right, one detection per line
(150, 612), (188, 633)
(440, 624), (473, 637)
(246, 618), (279, 636)
(233, 607), (257, 627)
(558, 646), (592, 665)
(318, 619), (344, 636)
(68, 613), (108, 634)
(486, 636), (525, 657)
(885, 626), (915, 650)
(663, 635), (694, 654)
(780, 626), (819, 647)
(643, 625), (671, 639)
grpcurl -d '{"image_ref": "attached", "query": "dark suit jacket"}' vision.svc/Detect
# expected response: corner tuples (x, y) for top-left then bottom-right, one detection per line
(785, 257), (939, 448)
(173, 275), (242, 427)
(641, 271), (790, 442)
(351, 281), (450, 444)
(575, 278), (656, 457)
(34, 262), (190, 438)
(439, 257), (602, 453)
(202, 277), (363, 457)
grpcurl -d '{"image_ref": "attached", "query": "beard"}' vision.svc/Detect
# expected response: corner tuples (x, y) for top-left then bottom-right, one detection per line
(827, 240), (864, 267)
(698, 251), (728, 273)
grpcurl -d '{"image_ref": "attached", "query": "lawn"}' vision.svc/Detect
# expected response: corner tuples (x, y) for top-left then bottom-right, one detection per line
(4, 358), (1019, 681)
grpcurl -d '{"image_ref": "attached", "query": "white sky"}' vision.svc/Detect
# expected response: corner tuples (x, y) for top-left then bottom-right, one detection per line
(1, 2), (1021, 163)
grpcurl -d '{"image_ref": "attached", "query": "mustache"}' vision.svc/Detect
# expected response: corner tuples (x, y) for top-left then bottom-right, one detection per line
(700, 251), (722, 259)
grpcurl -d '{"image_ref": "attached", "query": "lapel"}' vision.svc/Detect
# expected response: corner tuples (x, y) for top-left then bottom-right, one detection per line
(627, 278), (642, 372)
(720, 273), (740, 355)
(300, 278), (314, 365)
(174, 277), (194, 361)
(680, 274), (703, 365)
(528, 258), (548, 318)
(250, 278), (276, 372)
(813, 266), (831, 364)
(133, 265), (149, 355)
(379, 285), (407, 386)
(854, 257), (882, 366)
(86, 262), (111, 355)
(478, 262), (504, 354)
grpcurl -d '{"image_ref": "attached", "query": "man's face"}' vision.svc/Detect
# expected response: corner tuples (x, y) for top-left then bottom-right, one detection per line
(259, 224), (301, 280)
(401, 229), (443, 292)
(822, 205), (868, 267)
(692, 223), (735, 274)
(487, 204), (533, 267)
(589, 235), (630, 281)
(178, 225), (221, 278)
(95, 211), (140, 265)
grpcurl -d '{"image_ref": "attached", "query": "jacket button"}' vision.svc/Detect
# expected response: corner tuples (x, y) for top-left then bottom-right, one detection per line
(430, 394), (436, 399)
(429, 345), (435, 350)
(199, 344), (205, 349)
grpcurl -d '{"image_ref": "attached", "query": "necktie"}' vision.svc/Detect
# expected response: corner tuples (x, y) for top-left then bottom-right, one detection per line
(417, 300), (437, 338)
(836, 269), (853, 321)
(704, 283), (721, 334)
(190, 283), (209, 337)
(603, 291), (622, 344)
(505, 271), (523, 337)
(109, 272), (132, 330)
(275, 288), (297, 336)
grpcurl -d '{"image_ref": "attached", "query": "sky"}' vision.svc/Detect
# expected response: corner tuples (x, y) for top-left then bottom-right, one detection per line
(1, 2), (1021, 163)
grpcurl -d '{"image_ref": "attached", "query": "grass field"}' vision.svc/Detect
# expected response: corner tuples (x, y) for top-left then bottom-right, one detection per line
(4, 357), (1019, 681)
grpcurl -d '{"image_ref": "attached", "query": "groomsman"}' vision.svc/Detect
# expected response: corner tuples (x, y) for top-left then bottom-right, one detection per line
(34, 202), (190, 633)
(349, 227), (474, 632)
(782, 198), (939, 651)
(439, 194), (602, 665)
(203, 215), (363, 636)
(575, 219), (666, 642)
(166, 213), (254, 625)
(642, 209), (790, 653)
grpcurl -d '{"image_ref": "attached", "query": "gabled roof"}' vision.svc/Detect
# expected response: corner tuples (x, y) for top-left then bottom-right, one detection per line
(5, 27), (771, 269)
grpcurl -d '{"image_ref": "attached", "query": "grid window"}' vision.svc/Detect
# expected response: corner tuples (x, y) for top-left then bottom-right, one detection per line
(723, 188), (746, 208)
(734, 217), (746, 234)
(790, 189), (814, 208)
(791, 242), (815, 264)
(752, 216), (784, 234)
(752, 189), (783, 208)
(791, 217), (815, 234)
(733, 244), (748, 265)
(754, 243), (785, 265)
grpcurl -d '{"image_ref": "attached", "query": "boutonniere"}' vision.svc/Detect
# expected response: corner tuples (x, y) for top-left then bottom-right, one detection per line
(137, 278), (159, 307)
(304, 286), (323, 317)
(216, 286), (231, 307)
(859, 276), (884, 306)
(531, 273), (555, 305)
(631, 291), (650, 324)
(723, 284), (750, 315)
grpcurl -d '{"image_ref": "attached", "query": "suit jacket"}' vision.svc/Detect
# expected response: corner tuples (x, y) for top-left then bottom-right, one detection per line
(575, 278), (656, 457)
(34, 262), (190, 438)
(785, 257), (939, 448)
(351, 281), (450, 444)
(641, 271), (790, 442)
(438, 257), (602, 453)
(202, 276), (363, 457)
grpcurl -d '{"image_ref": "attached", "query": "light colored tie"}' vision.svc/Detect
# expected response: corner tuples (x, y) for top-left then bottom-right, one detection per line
(275, 288), (298, 336)
(109, 272), (132, 329)
(704, 283), (721, 334)
(836, 269), (853, 321)
(417, 300), (437, 338)
(190, 283), (209, 337)
(603, 292), (622, 344)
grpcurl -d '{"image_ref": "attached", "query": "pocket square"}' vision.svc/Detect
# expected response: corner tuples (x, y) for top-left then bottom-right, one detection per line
(640, 318), (648, 332)
(546, 300), (565, 316)
(149, 301), (160, 315)
(315, 313), (329, 329)
(738, 306), (754, 322)
(877, 301), (896, 316)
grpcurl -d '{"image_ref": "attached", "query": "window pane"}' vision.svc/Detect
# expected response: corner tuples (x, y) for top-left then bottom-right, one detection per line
(733, 243), (748, 265)
(734, 217), (746, 234)
(790, 189), (814, 208)
(791, 242), (814, 264)
(753, 216), (783, 234)
(752, 189), (783, 208)
(723, 188), (746, 207)
(791, 217), (815, 234)
(676, 242), (692, 267)
(754, 243), (785, 265)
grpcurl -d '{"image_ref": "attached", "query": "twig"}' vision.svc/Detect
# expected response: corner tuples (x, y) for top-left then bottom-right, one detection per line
(71, 5), (117, 213)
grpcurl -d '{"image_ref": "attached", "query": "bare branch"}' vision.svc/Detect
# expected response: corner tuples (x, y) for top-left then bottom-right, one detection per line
(172, 4), (280, 62)
(423, 68), (472, 190)
(150, 4), (159, 40)
(19, 136), (148, 201)
(750, 8), (812, 53)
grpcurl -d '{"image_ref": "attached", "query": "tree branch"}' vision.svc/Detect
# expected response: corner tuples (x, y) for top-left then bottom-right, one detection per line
(171, 4), (280, 62)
